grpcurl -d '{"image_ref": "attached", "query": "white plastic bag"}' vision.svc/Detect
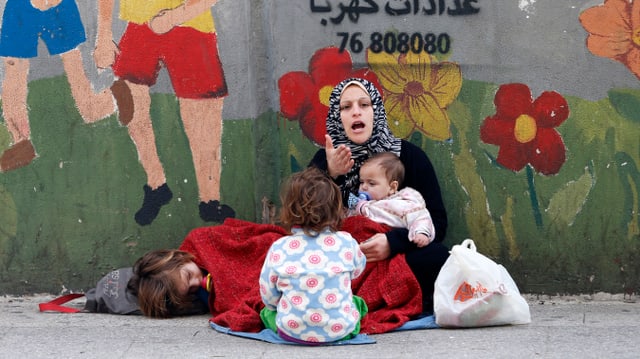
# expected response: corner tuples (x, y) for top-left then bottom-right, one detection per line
(434, 239), (531, 328)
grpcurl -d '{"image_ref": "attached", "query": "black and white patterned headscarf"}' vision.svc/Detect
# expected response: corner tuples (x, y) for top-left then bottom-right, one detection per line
(325, 78), (402, 196)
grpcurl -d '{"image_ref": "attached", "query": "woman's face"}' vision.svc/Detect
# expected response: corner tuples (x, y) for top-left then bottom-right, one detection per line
(339, 84), (374, 145)
(176, 261), (203, 297)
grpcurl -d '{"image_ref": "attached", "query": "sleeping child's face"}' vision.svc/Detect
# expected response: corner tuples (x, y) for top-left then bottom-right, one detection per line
(358, 162), (398, 201)
(175, 261), (204, 297)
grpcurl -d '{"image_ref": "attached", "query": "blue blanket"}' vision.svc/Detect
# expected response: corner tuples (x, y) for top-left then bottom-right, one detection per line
(209, 315), (438, 345)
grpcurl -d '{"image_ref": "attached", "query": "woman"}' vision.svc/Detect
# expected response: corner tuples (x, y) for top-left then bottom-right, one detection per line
(309, 78), (450, 314)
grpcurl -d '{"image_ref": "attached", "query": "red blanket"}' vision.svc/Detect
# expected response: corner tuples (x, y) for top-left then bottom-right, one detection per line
(179, 217), (421, 334)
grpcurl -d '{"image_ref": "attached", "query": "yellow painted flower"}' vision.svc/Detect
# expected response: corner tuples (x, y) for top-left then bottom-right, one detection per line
(367, 49), (462, 140)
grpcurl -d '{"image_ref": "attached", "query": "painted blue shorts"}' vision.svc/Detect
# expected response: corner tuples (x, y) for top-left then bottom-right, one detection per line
(0, 0), (86, 58)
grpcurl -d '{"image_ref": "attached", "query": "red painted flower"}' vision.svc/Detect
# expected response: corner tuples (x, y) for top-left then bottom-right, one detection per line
(278, 47), (381, 145)
(480, 83), (569, 175)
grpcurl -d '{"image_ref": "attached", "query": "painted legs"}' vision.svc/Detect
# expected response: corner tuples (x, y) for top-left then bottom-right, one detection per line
(0, 57), (34, 172)
(125, 81), (234, 225)
(1, 49), (119, 172)
(180, 97), (235, 222)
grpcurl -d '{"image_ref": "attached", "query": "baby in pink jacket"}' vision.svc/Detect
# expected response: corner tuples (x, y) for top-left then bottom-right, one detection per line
(348, 152), (435, 247)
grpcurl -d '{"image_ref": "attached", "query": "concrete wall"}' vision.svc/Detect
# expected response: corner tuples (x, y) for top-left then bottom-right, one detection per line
(0, 0), (638, 296)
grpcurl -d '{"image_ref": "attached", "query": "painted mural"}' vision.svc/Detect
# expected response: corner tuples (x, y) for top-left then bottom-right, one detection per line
(0, 0), (118, 171)
(0, 0), (638, 297)
(92, 0), (234, 225)
(0, 0), (234, 227)
(276, 0), (639, 296)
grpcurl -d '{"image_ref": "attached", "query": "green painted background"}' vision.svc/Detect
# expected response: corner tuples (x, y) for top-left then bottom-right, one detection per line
(1, 74), (638, 296)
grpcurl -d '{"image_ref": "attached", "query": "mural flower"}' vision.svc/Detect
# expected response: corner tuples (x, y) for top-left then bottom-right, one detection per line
(278, 47), (380, 145)
(367, 49), (462, 140)
(481, 83), (569, 228)
(579, 0), (640, 80)
(480, 83), (569, 176)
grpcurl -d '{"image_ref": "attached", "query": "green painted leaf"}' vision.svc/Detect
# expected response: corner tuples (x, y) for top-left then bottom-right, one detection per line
(0, 184), (18, 267)
(546, 165), (595, 226)
(608, 88), (640, 123)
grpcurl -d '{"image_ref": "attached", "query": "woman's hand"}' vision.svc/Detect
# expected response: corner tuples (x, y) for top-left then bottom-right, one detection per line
(359, 233), (391, 262)
(324, 135), (353, 178)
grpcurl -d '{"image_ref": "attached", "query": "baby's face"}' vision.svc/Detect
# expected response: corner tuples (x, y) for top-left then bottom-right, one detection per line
(358, 162), (395, 200)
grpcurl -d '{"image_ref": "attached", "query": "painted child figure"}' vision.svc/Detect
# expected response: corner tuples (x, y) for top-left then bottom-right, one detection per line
(258, 167), (368, 345)
(0, 0), (128, 172)
(94, 0), (234, 225)
(348, 152), (436, 248)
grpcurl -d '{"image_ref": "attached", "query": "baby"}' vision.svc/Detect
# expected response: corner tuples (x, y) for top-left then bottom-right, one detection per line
(348, 152), (435, 247)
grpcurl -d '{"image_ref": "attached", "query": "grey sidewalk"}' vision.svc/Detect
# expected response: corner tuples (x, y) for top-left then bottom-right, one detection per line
(1, 294), (638, 359)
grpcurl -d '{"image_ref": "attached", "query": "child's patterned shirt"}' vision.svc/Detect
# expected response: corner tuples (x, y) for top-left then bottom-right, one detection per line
(259, 227), (366, 343)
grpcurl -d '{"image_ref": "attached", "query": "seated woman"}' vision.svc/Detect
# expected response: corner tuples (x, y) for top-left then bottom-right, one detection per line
(122, 78), (436, 331)
(309, 78), (450, 314)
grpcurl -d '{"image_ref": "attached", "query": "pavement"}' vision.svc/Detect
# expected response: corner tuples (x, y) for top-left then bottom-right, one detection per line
(1, 293), (639, 359)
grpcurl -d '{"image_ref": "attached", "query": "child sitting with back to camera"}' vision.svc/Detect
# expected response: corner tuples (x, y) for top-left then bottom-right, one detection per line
(258, 167), (368, 345)
(348, 152), (435, 248)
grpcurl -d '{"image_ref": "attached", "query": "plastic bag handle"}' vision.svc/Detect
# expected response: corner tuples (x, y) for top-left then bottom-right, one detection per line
(460, 239), (476, 252)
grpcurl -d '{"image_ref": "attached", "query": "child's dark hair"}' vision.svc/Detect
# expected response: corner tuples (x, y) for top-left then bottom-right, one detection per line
(280, 167), (343, 235)
(365, 152), (405, 185)
(127, 249), (196, 318)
